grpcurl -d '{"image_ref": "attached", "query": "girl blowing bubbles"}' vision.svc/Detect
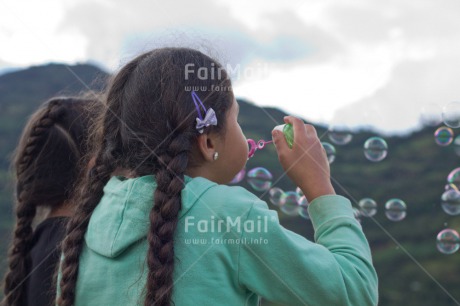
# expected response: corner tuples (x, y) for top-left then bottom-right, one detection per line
(56, 48), (378, 306)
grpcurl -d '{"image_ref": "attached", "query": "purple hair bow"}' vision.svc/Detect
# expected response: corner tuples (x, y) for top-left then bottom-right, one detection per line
(191, 91), (218, 133)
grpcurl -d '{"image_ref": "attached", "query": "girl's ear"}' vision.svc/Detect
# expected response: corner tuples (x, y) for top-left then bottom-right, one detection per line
(196, 133), (217, 162)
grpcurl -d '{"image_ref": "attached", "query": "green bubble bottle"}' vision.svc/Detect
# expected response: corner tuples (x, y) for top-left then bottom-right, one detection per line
(274, 123), (294, 149)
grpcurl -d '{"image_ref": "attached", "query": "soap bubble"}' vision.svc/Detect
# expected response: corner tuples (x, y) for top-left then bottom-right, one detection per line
(454, 136), (460, 156)
(353, 208), (362, 223)
(436, 229), (460, 254)
(268, 187), (286, 207)
(447, 167), (460, 190)
(247, 167), (273, 192)
(434, 127), (454, 146)
(280, 191), (300, 216)
(420, 103), (443, 127)
(230, 168), (246, 184)
(442, 101), (460, 128)
(295, 186), (304, 197)
(441, 189), (460, 215)
(298, 196), (310, 219)
(328, 126), (353, 145)
(364, 137), (388, 162)
(321, 142), (336, 164)
(358, 198), (377, 217)
(385, 199), (407, 221)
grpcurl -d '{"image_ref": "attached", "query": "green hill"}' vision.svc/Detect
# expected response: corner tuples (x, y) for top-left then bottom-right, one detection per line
(0, 63), (459, 305)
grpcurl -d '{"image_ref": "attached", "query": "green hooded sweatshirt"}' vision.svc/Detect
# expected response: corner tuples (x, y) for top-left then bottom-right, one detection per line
(57, 174), (378, 306)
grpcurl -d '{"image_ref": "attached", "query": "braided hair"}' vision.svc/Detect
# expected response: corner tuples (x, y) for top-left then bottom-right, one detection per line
(57, 48), (234, 306)
(2, 97), (97, 306)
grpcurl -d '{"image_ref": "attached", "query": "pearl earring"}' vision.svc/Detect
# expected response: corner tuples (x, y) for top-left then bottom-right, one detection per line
(213, 152), (219, 160)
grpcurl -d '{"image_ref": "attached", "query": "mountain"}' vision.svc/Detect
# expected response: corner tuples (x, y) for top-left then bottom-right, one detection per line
(0, 67), (21, 76)
(0, 63), (459, 306)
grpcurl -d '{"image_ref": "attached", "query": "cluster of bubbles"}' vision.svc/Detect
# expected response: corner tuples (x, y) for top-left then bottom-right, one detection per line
(439, 169), (460, 255)
(229, 167), (311, 219)
(327, 125), (388, 162)
(230, 101), (460, 255)
(422, 101), (460, 253)
(233, 167), (307, 219)
(267, 186), (310, 218)
(237, 167), (310, 219)
(357, 198), (407, 222)
(234, 165), (409, 223)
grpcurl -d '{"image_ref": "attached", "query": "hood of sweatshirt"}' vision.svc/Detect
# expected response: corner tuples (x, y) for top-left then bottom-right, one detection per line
(84, 175), (216, 258)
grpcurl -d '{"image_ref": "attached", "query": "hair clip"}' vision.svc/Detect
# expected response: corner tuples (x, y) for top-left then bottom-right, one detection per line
(191, 91), (218, 133)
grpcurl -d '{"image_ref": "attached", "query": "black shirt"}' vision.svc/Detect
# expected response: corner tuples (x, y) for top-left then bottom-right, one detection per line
(24, 216), (69, 306)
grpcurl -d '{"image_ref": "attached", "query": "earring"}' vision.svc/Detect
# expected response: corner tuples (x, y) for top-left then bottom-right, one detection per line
(213, 152), (219, 160)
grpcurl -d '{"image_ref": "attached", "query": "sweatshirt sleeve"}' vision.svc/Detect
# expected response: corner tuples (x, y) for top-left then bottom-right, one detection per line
(237, 195), (378, 306)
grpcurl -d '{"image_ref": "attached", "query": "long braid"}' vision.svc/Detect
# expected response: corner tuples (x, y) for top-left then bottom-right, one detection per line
(57, 114), (120, 306)
(2, 202), (36, 306)
(56, 56), (144, 306)
(17, 100), (65, 177)
(2, 100), (66, 306)
(146, 131), (193, 305)
(56, 154), (115, 306)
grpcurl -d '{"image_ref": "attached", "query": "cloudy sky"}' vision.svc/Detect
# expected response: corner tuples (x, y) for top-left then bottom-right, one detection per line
(1, 0), (460, 134)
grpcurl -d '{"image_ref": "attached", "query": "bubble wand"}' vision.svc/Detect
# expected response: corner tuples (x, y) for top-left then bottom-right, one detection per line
(247, 124), (294, 159)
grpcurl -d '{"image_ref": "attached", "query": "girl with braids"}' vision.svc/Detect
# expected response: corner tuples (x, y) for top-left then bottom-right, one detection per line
(57, 48), (378, 306)
(2, 96), (97, 306)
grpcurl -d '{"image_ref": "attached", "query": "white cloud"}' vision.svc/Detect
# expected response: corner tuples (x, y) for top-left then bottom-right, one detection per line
(2, 0), (460, 133)
(234, 45), (393, 125)
(332, 56), (460, 134)
(322, 0), (460, 133)
(0, 0), (87, 67)
(58, 0), (337, 71)
(0, 59), (13, 70)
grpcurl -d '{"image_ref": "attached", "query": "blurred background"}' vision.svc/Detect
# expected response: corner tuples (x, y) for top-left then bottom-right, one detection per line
(1, 0), (460, 305)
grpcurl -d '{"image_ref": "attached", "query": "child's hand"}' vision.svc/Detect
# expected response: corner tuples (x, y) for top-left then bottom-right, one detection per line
(271, 116), (335, 202)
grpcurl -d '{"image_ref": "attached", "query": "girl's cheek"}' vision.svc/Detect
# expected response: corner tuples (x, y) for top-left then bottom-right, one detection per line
(242, 135), (249, 156)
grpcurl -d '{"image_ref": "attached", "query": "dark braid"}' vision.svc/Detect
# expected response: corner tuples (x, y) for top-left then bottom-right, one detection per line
(2, 98), (92, 306)
(56, 153), (116, 306)
(146, 131), (193, 305)
(57, 56), (147, 306)
(2, 204), (36, 306)
(16, 100), (64, 176)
